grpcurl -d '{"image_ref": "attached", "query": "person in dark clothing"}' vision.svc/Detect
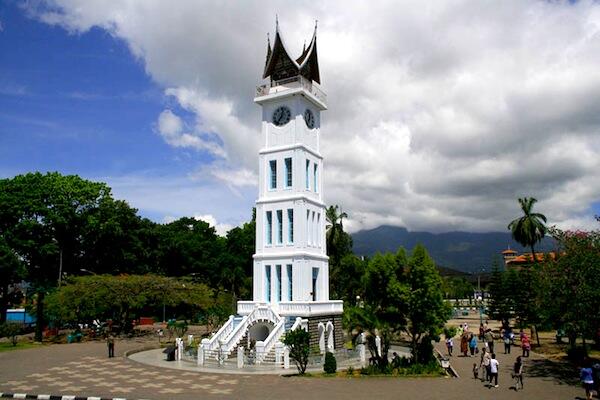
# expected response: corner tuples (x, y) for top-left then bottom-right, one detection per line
(513, 356), (524, 390)
(107, 333), (115, 358)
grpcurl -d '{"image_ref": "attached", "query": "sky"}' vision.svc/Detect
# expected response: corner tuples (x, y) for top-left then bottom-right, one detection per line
(1, 0), (600, 235)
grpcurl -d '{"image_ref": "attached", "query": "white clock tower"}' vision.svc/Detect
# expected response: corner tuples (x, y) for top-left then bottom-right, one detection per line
(200, 21), (343, 365)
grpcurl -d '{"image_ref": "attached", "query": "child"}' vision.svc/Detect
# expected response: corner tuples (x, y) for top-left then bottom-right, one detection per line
(513, 356), (524, 390)
(446, 336), (454, 356)
(473, 363), (479, 379)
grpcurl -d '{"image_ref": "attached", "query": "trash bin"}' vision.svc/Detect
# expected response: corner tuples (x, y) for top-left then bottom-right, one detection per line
(163, 345), (176, 362)
(67, 334), (74, 343)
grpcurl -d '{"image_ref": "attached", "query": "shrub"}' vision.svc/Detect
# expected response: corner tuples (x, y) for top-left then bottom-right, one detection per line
(346, 366), (354, 376)
(444, 326), (457, 338)
(324, 352), (337, 374)
(283, 329), (310, 374)
(0, 322), (22, 346)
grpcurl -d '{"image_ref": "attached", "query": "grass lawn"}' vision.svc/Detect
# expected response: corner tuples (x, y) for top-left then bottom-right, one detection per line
(0, 341), (45, 352)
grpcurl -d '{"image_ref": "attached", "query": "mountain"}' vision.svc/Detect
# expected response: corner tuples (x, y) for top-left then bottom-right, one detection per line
(351, 225), (555, 273)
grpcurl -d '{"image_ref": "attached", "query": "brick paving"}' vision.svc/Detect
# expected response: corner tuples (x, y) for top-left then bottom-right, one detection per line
(0, 338), (584, 399)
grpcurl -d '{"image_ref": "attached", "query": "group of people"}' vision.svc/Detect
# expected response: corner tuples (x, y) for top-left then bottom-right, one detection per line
(445, 322), (527, 390)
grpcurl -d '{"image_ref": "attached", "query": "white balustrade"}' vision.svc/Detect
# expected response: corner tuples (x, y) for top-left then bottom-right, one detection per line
(203, 315), (236, 351)
(278, 300), (343, 317)
(255, 318), (285, 363)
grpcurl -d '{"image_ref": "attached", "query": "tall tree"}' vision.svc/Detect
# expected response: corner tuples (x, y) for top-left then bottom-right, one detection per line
(0, 172), (112, 341)
(508, 197), (548, 261)
(0, 237), (25, 322)
(402, 244), (452, 362)
(325, 205), (354, 300)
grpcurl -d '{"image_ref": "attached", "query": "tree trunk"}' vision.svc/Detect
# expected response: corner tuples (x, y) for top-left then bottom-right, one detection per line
(531, 324), (540, 347)
(530, 244), (536, 263)
(0, 283), (8, 323)
(34, 291), (45, 342)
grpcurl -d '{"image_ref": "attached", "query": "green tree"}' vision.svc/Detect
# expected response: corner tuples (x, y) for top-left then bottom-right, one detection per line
(331, 254), (366, 302)
(79, 197), (159, 275)
(0, 172), (112, 341)
(402, 244), (452, 362)
(220, 209), (255, 306)
(45, 274), (213, 332)
(487, 259), (515, 327)
(155, 217), (225, 283)
(0, 238), (25, 323)
(282, 328), (311, 374)
(508, 197), (547, 261)
(540, 226), (600, 352)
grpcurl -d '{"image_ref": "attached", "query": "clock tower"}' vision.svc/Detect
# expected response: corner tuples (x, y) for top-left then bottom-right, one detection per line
(200, 21), (343, 366)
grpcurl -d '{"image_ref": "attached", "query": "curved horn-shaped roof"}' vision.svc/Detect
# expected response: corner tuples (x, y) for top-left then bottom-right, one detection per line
(262, 21), (320, 84)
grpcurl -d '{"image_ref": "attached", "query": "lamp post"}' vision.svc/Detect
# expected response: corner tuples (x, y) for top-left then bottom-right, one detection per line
(477, 267), (485, 326)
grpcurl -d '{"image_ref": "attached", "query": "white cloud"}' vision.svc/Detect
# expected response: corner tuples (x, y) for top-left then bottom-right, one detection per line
(156, 109), (226, 157)
(28, 0), (600, 233)
(162, 213), (234, 236)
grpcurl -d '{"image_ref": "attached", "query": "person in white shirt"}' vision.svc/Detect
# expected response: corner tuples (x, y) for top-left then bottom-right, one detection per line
(489, 353), (500, 387)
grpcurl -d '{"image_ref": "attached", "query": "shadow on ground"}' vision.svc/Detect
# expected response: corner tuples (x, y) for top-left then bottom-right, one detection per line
(526, 357), (579, 386)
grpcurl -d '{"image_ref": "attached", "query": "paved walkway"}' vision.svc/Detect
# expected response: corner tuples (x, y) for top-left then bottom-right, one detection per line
(0, 338), (584, 399)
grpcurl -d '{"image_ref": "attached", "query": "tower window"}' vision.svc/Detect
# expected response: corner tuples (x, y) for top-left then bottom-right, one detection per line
(265, 265), (271, 302)
(287, 209), (294, 244)
(266, 211), (272, 245)
(277, 210), (283, 244)
(305, 160), (310, 190)
(276, 265), (282, 302)
(314, 164), (318, 193)
(317, 213), (321, 247)
(269, 160), (277, 190)
(306, 210), (310, 246)
(285, 157), (292, 188)
(287, 264), (293, 301)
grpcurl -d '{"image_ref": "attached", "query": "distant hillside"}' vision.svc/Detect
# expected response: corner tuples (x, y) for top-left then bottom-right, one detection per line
(351, 225), (555, 273)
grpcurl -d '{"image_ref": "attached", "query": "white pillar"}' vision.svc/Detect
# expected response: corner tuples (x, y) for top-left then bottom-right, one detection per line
(255, 340), (265, 364)
(199, 339), (209, 366)
(375, 335), (381, 357)
(275, 341), (284, 364)
(358, 344), (366, 367)
(284, 346), (290, 369)
(237, 346), (244, 369)
(188, 334), (194, 346)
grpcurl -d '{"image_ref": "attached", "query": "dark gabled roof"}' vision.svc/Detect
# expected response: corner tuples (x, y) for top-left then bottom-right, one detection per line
(262, 21), (320, 84)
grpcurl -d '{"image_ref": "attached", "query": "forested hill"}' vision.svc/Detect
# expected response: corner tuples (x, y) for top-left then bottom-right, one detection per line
(351, 225), (556, 273)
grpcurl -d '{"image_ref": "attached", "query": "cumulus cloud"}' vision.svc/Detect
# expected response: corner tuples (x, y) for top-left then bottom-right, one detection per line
(28, 0), (600, 233)
(162, 213), (234, 236)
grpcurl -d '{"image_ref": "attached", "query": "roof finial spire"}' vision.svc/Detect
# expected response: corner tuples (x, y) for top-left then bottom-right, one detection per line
(315, 19), (318, 33)
(275, 14), (279, 30)
(303, 40), (306, 52)
(267, 32), (270, 46)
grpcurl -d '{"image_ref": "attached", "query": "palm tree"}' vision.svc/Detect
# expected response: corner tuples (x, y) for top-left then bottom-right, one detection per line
(325, 205), (347, 256)
(508, 197), (547, 263)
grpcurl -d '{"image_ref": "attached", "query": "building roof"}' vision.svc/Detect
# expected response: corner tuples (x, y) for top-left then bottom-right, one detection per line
(263, 20), (320, 84)
(506, 252), (557, 264)
(502, 249), (518, 255)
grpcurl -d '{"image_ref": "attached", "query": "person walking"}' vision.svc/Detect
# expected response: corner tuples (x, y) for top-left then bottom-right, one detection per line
(461, 333), (469, 357)
(480, 347), (491, 383)
(469, 334), (478, 357)
(484, 329), (494, 353)
(489, 353), (500, 388)
(106, 333), (115, 358)
(513, 356), (524, 390)
(581, 360), (595, 400)
(503, 330), (512, 354)
(446, 336), (454, 357)
(521, 332), (531, 357)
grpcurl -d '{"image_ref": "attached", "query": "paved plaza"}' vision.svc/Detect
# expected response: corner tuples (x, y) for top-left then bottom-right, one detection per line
(0, 337), (584, 399)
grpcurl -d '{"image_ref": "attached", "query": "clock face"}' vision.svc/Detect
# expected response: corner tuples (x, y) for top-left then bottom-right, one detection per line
(304, 109), (315, 129)
(272, 106), (291, 126)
